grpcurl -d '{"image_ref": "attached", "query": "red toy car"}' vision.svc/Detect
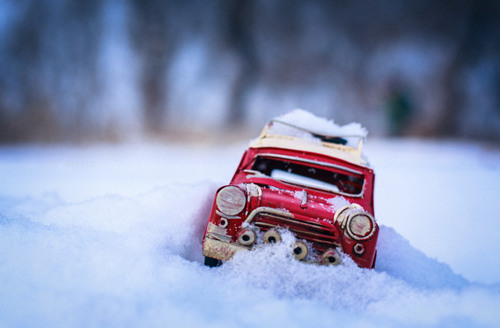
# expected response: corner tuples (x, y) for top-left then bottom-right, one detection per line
(202, 112), (378, 268)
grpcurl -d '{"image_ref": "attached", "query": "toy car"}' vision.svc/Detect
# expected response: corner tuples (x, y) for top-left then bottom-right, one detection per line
(202, 112), (378, 268)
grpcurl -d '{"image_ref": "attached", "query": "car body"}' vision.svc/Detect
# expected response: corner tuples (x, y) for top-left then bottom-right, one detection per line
(202, 117), (378, 268)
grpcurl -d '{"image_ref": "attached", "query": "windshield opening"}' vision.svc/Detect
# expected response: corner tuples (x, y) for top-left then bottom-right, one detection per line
(251, 156), (364, 196)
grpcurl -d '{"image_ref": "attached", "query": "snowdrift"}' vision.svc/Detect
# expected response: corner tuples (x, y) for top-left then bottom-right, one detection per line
(0, 176), (499, 327)
(0, 114), (499, 327)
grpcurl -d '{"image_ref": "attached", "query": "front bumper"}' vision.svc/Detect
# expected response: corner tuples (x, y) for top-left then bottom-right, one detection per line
(202, 237), (248, 261)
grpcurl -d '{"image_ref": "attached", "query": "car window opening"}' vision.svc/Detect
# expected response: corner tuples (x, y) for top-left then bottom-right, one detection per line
(251, 157), (364, 195)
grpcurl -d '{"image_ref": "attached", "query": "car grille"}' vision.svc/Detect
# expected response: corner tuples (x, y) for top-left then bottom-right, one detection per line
(246, 207), (339, 248)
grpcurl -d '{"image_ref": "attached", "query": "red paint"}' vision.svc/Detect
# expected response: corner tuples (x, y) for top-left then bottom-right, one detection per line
(202, 132), (378, 269)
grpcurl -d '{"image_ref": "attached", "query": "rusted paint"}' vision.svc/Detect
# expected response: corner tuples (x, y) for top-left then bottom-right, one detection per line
(202, 238), (248, 261)
(244, 207), (294, 224)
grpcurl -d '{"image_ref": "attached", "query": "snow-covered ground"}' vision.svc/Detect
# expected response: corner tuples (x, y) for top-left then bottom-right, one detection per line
(1, 138), (499, 327)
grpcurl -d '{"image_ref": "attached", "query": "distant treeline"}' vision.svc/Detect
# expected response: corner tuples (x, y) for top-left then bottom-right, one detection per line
(0, 0), (499, 142)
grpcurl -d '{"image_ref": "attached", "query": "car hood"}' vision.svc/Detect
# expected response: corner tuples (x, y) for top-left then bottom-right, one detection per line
(257, 185), (341, 220)
(244, 183), (346, 245)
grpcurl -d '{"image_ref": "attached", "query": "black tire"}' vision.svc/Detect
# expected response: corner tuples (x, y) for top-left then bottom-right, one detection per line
(204, 256), (222, 268)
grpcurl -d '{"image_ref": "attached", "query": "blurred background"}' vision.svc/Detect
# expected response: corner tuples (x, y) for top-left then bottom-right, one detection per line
(1, 0), (499, 143)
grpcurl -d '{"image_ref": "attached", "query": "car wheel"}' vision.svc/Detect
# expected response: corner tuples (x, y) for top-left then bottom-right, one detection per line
(204, 256), (222, 268)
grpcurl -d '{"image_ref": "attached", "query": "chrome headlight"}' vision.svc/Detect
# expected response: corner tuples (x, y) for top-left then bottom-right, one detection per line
(334, 204), (362, 229)
(216, 186), (246, 216)
(345, 212), (376, 241)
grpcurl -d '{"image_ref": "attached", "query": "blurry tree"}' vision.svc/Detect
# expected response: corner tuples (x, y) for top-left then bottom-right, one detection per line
(0, 0), (499, 142)
(129, 0), (172, 135)
(437, 0), (500, 139)
(0, 1), (54, 141)
(0, 0), (103, 142)
(221, 0), (258, 126)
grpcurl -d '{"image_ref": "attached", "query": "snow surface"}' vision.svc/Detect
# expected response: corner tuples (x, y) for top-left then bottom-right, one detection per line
(1, 139), (500, 327)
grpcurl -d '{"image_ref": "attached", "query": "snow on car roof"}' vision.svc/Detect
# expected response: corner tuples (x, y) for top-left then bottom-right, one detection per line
(250, 110), (370, 166)
(272, 109), (368, 138)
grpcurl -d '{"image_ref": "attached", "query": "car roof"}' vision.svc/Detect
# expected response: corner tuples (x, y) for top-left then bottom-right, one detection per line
(249, 119), (370, 167)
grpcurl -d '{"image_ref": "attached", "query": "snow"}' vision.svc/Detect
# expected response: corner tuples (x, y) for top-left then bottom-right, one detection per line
(267, 109), (368, 149)
(273, 109), (368, 138)
(1, 139), (500, 327)
(326, 195), (351, 211)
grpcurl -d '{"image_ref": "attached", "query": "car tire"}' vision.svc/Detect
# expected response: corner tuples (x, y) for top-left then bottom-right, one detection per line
(204, 256), (222, 268)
